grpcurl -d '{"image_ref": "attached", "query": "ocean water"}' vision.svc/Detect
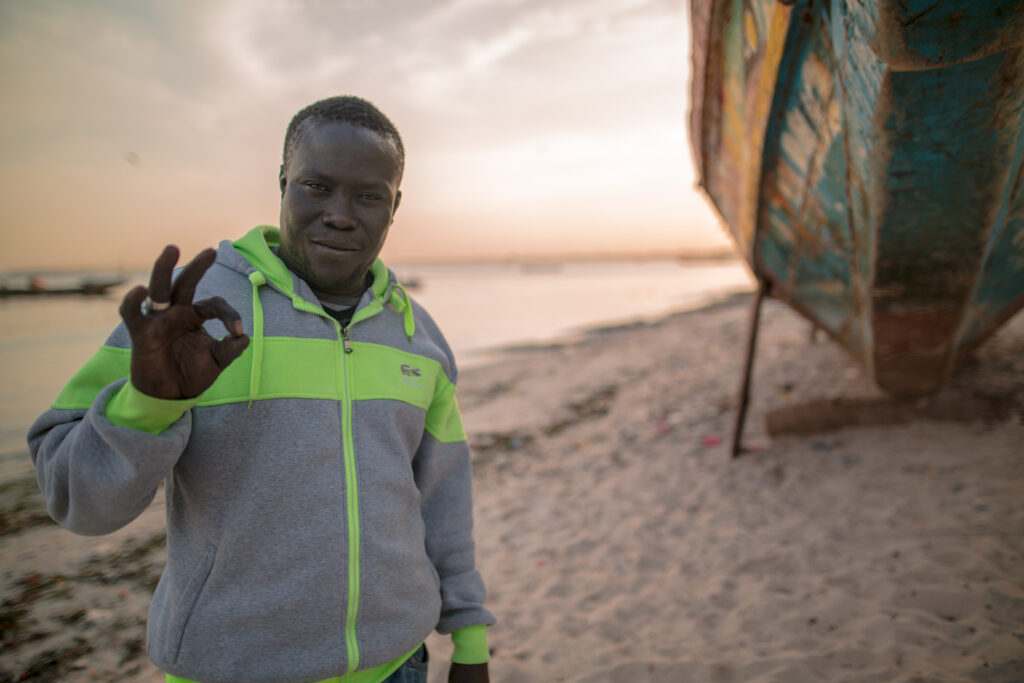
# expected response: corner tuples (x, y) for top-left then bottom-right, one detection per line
(0, 258), (752, 477)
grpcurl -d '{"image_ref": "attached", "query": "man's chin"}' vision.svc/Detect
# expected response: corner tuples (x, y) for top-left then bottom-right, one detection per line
(282, 249), (374, 301)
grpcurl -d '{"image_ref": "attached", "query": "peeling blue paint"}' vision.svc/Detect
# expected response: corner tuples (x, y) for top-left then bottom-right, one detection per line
(690, 0), (1024, 395)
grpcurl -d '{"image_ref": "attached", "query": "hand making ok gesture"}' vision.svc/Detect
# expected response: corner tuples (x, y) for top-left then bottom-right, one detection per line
(119, 246), (250, 400)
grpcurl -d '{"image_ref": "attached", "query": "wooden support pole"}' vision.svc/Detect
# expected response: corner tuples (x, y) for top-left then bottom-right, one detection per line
(732, 276), (770, 457)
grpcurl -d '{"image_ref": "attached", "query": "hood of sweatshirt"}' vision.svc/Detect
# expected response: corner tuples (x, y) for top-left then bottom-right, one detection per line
(219, 225), (417, 405)
(226, 226), (414, 329)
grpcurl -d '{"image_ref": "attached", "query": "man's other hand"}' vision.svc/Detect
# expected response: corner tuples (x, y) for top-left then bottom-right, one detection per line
(449, 662), (489, 683)
(120, 245), (249, 400)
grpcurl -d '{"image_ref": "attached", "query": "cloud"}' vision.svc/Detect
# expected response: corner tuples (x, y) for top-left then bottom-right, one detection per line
(213, 0), (367, 90)
(464, 25), (536, 72)
(0, 0), (719, 270)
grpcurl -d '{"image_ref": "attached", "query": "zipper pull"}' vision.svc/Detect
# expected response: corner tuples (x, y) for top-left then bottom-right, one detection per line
(340, 325), (354, 354)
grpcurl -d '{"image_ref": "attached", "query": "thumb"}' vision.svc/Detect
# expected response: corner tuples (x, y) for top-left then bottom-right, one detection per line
(211, 333), (250, 369)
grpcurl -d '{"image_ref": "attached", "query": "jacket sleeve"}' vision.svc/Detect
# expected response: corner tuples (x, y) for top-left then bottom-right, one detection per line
(26, 326), (197, 537)
(414, 372), (495, 661)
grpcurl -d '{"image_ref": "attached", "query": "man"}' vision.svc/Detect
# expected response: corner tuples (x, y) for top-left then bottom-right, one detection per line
(28, 96), (494, 683)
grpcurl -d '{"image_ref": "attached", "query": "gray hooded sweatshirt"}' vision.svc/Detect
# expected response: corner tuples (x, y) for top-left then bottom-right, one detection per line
(28, 226), (495, 683)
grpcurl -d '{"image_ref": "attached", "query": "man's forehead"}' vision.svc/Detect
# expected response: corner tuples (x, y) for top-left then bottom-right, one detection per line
(300, 120), (390, 151)
(293, 121), (402, 174)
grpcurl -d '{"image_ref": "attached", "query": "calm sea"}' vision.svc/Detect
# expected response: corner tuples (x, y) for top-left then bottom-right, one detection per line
(0, 259), (752, 478)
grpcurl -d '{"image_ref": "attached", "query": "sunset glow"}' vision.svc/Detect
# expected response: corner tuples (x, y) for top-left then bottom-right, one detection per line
(0, 0), (730, 271)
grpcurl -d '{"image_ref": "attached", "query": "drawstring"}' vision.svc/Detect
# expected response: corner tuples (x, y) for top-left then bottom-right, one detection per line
(247, 271), (266, 408)
(388, 283), (416, 341)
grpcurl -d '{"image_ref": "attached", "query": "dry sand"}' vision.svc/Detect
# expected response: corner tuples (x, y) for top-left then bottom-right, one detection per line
(2, 294), (1022, 682)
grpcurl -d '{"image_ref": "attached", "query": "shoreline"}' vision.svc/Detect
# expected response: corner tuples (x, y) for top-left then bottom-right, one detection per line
(3, 296), (1023, 681)
(458, 289), (754, 366)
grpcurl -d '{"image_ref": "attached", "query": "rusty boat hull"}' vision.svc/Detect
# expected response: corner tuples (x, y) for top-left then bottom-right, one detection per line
(690, 0), (1024, 396)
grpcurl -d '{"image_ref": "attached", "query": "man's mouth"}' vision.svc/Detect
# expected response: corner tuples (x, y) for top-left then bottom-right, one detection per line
(312, 240), (359, 253)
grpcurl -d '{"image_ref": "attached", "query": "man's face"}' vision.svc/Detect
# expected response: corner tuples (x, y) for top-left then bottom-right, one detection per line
(278, 121), (402, 303)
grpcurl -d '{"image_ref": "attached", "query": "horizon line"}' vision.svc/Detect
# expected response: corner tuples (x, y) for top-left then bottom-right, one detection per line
(1, 247), (742, 275)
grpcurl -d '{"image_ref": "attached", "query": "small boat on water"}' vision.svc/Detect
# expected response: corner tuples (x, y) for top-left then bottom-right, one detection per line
(0, 278), (125, 298)
(690, 0), (1024, 406)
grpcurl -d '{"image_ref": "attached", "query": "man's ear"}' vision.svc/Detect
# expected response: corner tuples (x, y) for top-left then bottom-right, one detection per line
(279, 164), (287, 195)
(391, 190), (402, 220)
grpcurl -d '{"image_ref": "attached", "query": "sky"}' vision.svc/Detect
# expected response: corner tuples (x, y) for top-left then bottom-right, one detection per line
(0, 0), (731, 271)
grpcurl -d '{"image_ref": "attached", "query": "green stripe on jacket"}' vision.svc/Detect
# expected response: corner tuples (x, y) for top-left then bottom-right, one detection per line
(53, 340), (466, 443)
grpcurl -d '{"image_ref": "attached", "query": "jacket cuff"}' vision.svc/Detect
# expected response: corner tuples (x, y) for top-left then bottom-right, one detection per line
(451, 625), (489, 664)
(104, 381), (197, 435)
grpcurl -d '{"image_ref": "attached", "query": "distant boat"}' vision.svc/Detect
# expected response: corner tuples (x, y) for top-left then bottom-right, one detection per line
(690, 0), (1024, 398)
(519, 261), (562, 274)
(399, 275), (423, 291)
(0, 278), (125, 298)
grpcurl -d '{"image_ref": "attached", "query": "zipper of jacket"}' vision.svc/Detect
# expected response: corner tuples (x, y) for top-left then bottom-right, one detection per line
(339, 322), (360, 675)
(340, 324), (354, 354)
(288, 298), (365, 674)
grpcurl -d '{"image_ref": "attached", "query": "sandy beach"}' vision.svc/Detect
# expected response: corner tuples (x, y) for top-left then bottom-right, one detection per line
(2, 293), (1022, 682)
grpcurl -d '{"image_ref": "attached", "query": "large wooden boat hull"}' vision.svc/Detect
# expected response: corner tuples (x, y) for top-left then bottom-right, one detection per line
(690, 0), (1024, 396)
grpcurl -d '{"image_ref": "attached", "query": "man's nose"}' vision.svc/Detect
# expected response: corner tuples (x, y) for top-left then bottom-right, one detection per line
(322, 193), (357, 229)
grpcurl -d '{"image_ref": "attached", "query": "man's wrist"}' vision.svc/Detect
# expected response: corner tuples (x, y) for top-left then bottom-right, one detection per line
(105, 380), (198, 434)
(451, 625), (489, 664)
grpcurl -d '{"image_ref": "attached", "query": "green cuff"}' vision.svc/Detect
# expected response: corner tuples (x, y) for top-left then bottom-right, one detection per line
(451, 625), (489, 664)
(105, 381), (198, 435)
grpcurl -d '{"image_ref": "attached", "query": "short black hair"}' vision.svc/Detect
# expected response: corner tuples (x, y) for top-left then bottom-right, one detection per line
(283, 95), (405, 177)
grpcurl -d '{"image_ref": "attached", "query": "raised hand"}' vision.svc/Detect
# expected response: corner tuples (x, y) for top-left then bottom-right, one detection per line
(119, 246), (249, 400)
(449, 663), (489, 683)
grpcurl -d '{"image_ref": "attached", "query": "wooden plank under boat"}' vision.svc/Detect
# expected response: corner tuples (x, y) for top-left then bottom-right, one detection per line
(689, 0), (1024, 396)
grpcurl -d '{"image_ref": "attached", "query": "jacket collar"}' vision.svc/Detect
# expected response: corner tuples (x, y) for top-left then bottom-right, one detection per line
(228, 225), (393, 307)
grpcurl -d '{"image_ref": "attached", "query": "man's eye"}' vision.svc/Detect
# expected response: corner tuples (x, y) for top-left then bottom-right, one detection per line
(304, 182), (328, 192)
(357, 193), (382, 201)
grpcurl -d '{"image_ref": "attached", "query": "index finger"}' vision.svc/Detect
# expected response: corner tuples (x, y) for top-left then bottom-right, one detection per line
(147, 245), (180, 305)
(170, 248), (217, 306)
(193, 296), (245, 337)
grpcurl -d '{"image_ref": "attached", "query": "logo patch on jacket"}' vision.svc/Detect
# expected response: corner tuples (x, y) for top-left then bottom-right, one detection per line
(400, 363), (425, 391)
